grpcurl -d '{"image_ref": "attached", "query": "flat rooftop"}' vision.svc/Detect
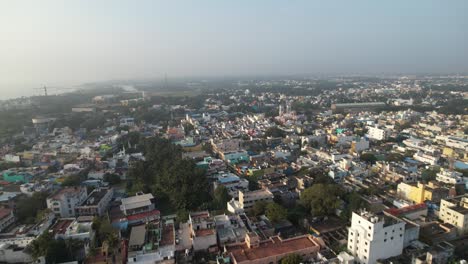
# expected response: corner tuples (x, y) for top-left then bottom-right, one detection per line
(82, 188), (110, 206)
(228, 235), (321, 263)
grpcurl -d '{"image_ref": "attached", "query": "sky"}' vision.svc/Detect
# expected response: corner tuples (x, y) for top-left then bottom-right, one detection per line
(1, 0), (468, 98)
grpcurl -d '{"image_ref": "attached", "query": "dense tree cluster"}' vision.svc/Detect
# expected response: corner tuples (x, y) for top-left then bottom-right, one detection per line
(16, 192), (49, 224)
(26, 232), (83, 263)
(127, 137), (210, 211)
(300, 184), (342, 216)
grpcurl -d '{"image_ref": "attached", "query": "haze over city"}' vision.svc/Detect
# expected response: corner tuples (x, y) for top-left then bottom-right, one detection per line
(1, 0), (468, 99)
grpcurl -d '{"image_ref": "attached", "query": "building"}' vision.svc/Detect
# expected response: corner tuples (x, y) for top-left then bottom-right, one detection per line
(331, 102), (386, 113)
(75, 187), (113, 216)
(47, 186), (88, 218)
(213, 173), (249, 199)
(0, 208), (15, 232)
(439, 194), (468, 236)
(51, 216), (95, 241)
(225, 232), (323, 264)
(366, 126), (388, 141)
(127, 220), (175, 263)
(1, 170), (32, 183)
(347, 211), (405, 264)
(413, 152), (439, 165)
(238, 189), (274, 211)
(397, 182), (448, 204)
(188, 211), (217, 252)
(120, 192), (155, 216)
(120, 117), (135, 127)
(436, 168), (463, 185)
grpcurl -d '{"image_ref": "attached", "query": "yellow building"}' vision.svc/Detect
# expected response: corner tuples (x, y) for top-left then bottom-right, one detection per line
(442, 147), (454, 157)
(397, 182), (449, 204)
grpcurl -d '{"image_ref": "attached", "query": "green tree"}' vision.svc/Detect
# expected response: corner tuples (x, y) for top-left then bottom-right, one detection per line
(300, 184), (341, 216)
(16, 192), (49, 224)
(104, 173), (121, 186)
(281, 253), (303, 264)
(127, 137), (210, 211)
(264, 126), (286, 138)
(360, 153), (377, 164)
(386, 153), (404, 162)
(213, 185), (231, 209)
(26, 233), (80, 263)
(421, 167), (440, 183)
(266, 203), (288, 223)
(252, 201), (269, 216)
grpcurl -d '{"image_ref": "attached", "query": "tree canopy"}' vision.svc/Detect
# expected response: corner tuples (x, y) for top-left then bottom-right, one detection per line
(281, 253), (303, 264)
(300, 184), (342, 216)
(266, 203), (288, 223)
(127, 137), (210, 211)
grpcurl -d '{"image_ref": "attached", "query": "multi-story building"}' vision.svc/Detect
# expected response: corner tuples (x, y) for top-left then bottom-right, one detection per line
(436, 168), (463, 185)
(128, 220), (175, 263)
(347, 211), (405, 264)
(188, 211), (217, 252)
(0, 208), (15, 232)
(213, 173), (249, 199)
(439, 194), (468, 236)
(120, 192), (155, 216)
(366, 126), (388, 141)
(413, 152), (439, 165)
(47, 187), (88, 218)
(397, 182), (448, 204)
(75, 187), (113, 217)
(238, 189), (274, 211)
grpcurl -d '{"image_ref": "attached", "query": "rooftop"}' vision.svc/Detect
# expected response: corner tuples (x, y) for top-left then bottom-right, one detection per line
(82, 188), (111, 206)
(228, 235), (321, 263)
(129, 225), (146, 248)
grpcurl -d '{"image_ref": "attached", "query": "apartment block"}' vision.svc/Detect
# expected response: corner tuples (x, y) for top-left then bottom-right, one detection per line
(238, 189), (274, 210)
(439, 194), (468, 236)
(47, 186), (88, 218)
(348, 211), (405, 264)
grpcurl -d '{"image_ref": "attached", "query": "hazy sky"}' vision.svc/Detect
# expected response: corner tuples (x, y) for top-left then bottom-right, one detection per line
(1, 0), (467, 97)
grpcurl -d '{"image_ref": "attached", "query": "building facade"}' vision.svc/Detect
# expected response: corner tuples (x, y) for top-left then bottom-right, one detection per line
(348, 211), (405, 264)
(47, 187), (88, 218)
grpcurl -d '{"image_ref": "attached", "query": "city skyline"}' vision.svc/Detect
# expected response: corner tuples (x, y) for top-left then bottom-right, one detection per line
(1, 0), (468, 99)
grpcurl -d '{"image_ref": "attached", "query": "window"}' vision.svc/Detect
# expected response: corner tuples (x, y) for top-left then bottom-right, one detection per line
(385, 232), (387, 235)
(391, 237), (394, 240)
(400, 234), (402, 237)
(365, 242), (368, 245)
(367, 233), (370, 237)
(384, 239), (387, 242)
(368, 226), (371, 230)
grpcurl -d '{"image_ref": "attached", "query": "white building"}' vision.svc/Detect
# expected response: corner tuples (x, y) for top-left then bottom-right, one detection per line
(120, 117), (135, 127)
(347, 211), (405, 264)
(47, 187), (88, 218)
(436, 169), (463, 185)
(238, 189), (274, 210)
(413, 152), (439, 165)
(120, 193), (155, 216)
(366, 126), (388, 141)
(352, 137), (370, 152)
(439, 194), (468, 236)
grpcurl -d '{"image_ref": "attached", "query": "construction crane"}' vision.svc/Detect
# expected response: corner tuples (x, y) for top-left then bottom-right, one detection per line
(33, 86), (82, 96)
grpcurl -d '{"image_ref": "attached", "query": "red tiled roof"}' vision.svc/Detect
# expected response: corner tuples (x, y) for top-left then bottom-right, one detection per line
(385, 203), (427, 216)
(0, 208), (12, 219)
(228, 235), (321, 263)
(127, 209), (160, 222)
